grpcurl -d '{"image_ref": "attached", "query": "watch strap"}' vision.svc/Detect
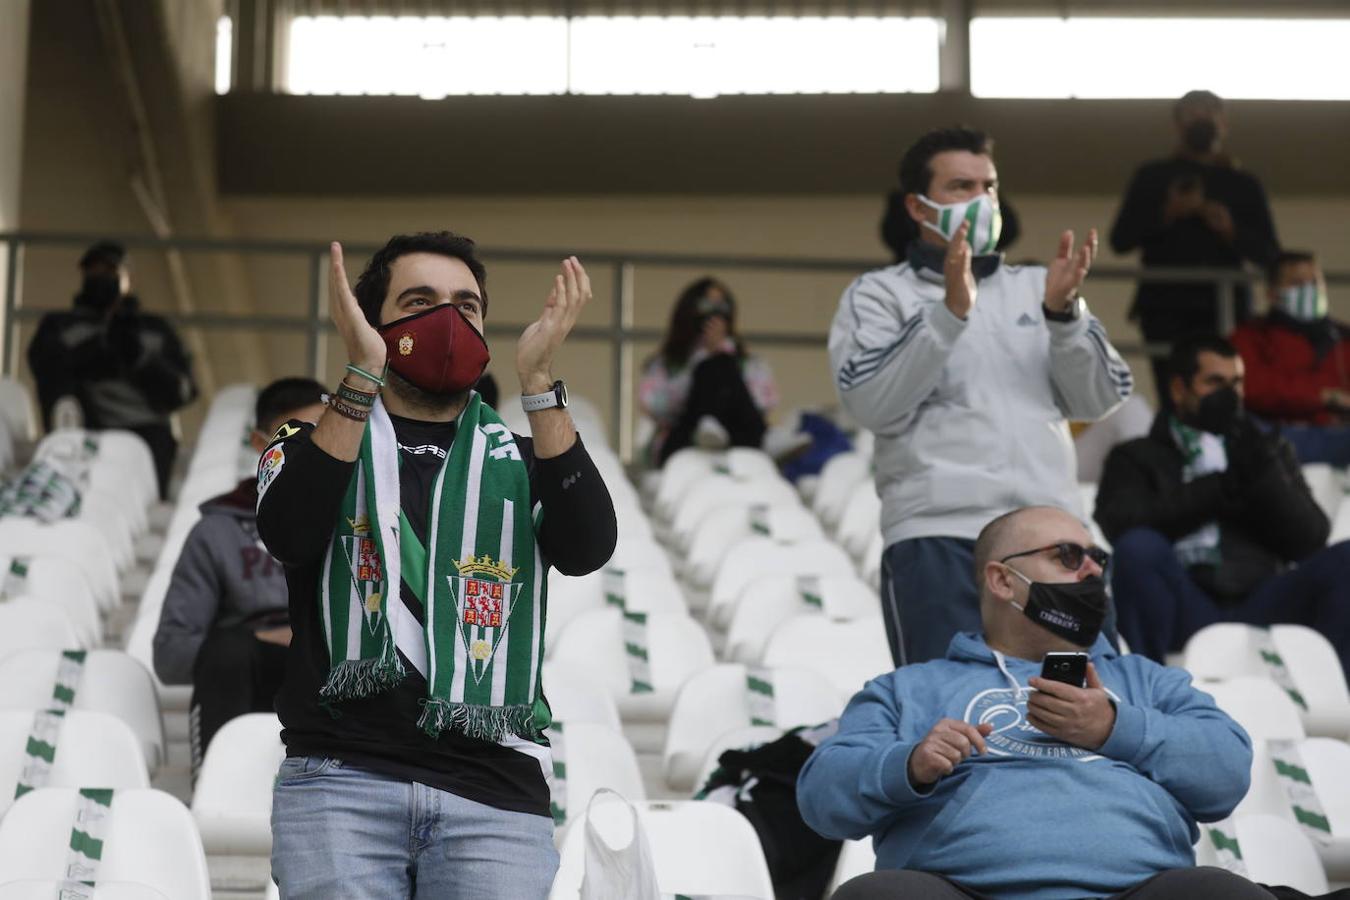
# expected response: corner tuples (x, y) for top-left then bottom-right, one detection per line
(521, 380), (565, 412)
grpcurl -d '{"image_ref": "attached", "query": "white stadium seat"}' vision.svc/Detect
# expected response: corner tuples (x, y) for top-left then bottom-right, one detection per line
(551, 797), (774, 900)
(0, 711), (149, 818)
(540, 662), (623, 731)
(0, 599), (83, 656)
(760, 615), (893, 697)
(812, 452), (870, 530)
(0, 650), (165, 772)
(546, 722), (646, 833)
(708, 536), (855, 629)
(0, 788), (211, 900)
(724, 572), (878, 664)
(190, 713), (285, 857)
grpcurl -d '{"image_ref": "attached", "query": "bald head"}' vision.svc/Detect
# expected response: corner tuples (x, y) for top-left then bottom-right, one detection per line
(973, 506), (1092, 605)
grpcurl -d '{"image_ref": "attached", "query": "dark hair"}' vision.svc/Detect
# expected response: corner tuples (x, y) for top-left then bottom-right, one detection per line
(1168, 335), (1238, 384)
(1174, 89), (1223, 121)
(78, 241), (126, 270)
(1267, 249), (1316, 285)
(353, 232), (488, 328)
(657, 277), (743, 369)
(898, 126), (994, 199)
(255, 376), (326, 431)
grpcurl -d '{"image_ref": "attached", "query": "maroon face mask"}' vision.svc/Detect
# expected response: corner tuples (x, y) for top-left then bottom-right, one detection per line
(378, 303), (490, 396)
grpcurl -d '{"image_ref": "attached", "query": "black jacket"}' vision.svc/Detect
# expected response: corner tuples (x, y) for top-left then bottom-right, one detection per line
(1095, 411), (1329, 599)
(28, 295), (197, 431)
(256, 415), (617, 816)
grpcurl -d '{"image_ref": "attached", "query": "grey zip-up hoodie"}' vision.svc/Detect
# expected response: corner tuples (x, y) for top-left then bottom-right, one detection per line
(829, 244), (1134, 545)
(152, 479), (289, 684)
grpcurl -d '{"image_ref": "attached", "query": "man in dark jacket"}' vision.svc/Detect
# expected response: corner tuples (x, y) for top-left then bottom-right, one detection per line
(27, 241), (198, 498)
(1109, 91), (1279, 400)
(153, 377), (326, 766)
(1095, 336), (1349, 672)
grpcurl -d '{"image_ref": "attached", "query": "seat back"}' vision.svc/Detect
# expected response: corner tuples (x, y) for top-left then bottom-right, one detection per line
(709, 537), (854, 628)
(1233, 813), (1329, 895)
(0, 600), (83, 656)
(0, 711), (149, 818)
(0, 788), (211, 900)
(0, 554), (101, 646)
(0, 650), (164, 771)
(761, 615), (892, 697)
(835, 480), (881, 559)
(812, 452), (869, 528)
(551, 798), (774, 899)
(190, 714), (285, 856)
(547, 722), (645, 831)
(551, 608), (714, 698)
(1200, 676), (1307, 743)
(541, 662), (622, 731)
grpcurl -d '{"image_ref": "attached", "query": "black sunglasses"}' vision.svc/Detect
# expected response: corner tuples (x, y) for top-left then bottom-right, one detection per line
(1000, 542), (1110, 572)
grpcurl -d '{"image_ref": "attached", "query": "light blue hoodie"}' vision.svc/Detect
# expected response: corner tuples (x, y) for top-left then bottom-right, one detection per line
(797, 633), (1251, 900)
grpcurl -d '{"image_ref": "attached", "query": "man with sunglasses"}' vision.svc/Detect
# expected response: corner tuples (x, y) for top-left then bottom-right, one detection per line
(1096, 335), (1350, 675)
(799, 505), (1257, 900)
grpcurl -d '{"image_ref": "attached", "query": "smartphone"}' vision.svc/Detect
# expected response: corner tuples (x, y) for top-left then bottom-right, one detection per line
(1040, 652), (1088, 688)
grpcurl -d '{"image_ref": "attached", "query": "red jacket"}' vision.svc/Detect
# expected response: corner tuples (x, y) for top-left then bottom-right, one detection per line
(1231, 314), (1350, 425)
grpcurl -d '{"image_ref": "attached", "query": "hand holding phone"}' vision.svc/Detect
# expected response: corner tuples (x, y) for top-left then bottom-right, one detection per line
(1040, 652), (1088, 688)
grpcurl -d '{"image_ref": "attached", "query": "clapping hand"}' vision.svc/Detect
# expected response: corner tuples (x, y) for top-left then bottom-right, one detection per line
(1044, 229), (1097, 312)
(516, 257), (591, 394)
(944, 221), (977, 319)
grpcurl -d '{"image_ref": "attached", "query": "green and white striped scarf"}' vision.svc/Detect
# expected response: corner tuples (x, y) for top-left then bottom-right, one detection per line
(1171, 418), (1226, 567)
(320, 395), (548, 742)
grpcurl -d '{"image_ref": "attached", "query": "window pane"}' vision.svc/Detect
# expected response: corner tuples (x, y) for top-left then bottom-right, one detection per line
(971, 17), (1350, 100)
(287, 16), (570, 96)
(569, 16), (940, 96)
(286, 15), (940, 97)
(216, 16), (232, 95)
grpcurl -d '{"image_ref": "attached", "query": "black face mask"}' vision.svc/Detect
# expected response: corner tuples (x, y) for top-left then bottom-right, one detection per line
(1185, 386), (1240, 435)
(1008, 569), (1108, 648)
(77, 274), (121, 312)
(1182, 119), (1219, 154)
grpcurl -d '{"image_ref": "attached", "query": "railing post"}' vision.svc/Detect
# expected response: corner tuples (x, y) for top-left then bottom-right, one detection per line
(1, 238), (22, 379)
(307, 249), (326, 381)
(610, 261), (636, 463)
(1215, 273), (1237, 337)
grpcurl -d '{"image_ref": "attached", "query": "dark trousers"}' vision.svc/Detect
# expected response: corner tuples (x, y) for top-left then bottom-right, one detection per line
(190, 625), (287, 772)
(658, 354), (767, 466)
(127, 421), (178, 501)
(833, 868), (1276, 900)
(1110, 528), (1350, 674)
(881, 538), (980, 666)
(882, 537), (1120, 667)
(1278, 423), (1350, 467)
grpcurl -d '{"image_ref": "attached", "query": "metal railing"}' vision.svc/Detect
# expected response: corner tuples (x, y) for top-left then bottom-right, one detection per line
(4, 231), (1347, 462)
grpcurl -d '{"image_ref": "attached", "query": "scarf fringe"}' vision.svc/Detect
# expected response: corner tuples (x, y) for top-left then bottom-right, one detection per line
(318, 650), (406, 705)
(417, 698), (535, 742)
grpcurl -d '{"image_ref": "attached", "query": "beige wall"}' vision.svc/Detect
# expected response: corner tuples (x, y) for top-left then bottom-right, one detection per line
(219, 191), (1350, 450)
(0, 0), (31, 368)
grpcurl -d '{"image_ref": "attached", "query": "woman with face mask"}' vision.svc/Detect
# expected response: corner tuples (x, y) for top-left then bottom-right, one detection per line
(638, 277), (779, 466)
(1109, 89), (1280, 403)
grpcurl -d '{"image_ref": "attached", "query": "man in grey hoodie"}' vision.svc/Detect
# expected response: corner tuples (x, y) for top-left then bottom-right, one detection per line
(153, 377), (326, 765)
(830, 127), (1134, 666)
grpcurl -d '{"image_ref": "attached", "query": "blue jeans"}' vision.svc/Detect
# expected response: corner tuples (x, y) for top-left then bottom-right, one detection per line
(271, 756), (558, 900)
(1110, 528), (1350, 674)
(1277, 422), (1350, 466)
(882, 537), (1120, 666)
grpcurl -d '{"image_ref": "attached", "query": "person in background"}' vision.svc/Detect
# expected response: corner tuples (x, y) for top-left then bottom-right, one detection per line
(152, 377), (326, 767)
(798, 505), (1256, 900)
(1231, 250), (1350, 466)
(1110, 90), (1279, 400)
(639, 277), (778, 465)
(27, 241), (198, 499)
(829, 125), (1133, 667)
(1095, 336), (1350, 674)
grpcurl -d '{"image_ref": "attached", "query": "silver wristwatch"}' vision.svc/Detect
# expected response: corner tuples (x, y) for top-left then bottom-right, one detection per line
(520, 380), (568, 413)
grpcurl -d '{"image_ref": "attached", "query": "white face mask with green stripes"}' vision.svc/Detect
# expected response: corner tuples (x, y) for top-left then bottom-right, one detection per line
(1276, 281), (1329, 321)
(918, 192), (1002, 255)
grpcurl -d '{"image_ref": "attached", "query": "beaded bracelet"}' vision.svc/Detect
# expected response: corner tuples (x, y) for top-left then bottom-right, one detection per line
(325, 394), (371, 422)
(345, 363), (386, 388)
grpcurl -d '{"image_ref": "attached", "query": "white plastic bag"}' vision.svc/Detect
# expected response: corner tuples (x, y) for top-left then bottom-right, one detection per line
(579, 789), (661, 900)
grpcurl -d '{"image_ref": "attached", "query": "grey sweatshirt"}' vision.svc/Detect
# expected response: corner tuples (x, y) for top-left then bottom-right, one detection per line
(828, 246), (1134, 545)
(152, 478), (289, 684)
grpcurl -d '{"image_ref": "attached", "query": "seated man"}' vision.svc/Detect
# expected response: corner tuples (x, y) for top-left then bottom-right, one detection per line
(1231, 249), (1350, 465)
(153, 377), (326, 767)
(798, 505), (1256, 900)
(1097, 336), (1349, 674)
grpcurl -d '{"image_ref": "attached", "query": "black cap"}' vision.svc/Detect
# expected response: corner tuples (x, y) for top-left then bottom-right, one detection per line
(78, 241), (127, 270)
